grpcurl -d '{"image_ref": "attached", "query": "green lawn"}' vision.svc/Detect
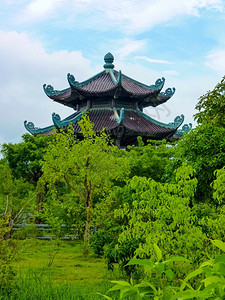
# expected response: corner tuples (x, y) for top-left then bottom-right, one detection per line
(2, 239), (118, 300)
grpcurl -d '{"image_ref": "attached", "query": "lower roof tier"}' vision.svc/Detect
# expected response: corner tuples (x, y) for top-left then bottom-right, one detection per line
(24, 108), (191, 147)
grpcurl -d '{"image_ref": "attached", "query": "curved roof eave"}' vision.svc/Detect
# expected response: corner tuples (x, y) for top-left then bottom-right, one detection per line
(137, 108), (184, 130)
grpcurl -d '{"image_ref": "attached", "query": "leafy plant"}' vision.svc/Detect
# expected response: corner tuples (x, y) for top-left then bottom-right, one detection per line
(41, 115), (130, 253)
(194, 76), (225, 127)
(99, 240), (225, 300)
(98, 243), (191, 299)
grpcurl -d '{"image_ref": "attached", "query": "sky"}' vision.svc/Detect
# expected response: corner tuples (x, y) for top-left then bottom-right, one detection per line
(0, 0), (225, 146)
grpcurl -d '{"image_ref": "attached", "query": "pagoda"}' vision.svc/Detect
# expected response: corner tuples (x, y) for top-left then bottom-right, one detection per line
(24, 53), (191, 147)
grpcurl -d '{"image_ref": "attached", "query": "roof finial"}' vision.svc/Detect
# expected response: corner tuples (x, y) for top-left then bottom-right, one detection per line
(103, 52), (114, 69)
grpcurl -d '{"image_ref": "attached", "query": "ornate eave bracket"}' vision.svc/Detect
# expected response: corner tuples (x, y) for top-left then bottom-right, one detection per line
(43, 84), (69, 97)
(159, 87), (176, 98)
(168, 114), (185, 129)
(149, 77), (165, 91)
(24, 120), (53, 135)
(52, 111), (84, 127)
(67, 73), (80, 87)
(176, 123), (192, 135)
(113, 107), (124, 124)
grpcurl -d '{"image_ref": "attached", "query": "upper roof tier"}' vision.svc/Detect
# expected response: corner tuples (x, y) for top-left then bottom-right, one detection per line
(43, 53), (175, 110)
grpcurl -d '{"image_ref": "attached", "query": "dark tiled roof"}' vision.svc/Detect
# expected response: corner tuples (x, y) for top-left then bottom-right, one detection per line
(75, 71), (157, 96)
(73, 109), (118, 132)
(76, 72), (116, 94)
(72, 109), (176, 136)
(124, 110), (174, 134)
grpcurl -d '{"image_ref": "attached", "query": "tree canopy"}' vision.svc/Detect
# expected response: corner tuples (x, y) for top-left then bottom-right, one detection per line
(41, 115), (130, 251)
(194, 76), (225, 127)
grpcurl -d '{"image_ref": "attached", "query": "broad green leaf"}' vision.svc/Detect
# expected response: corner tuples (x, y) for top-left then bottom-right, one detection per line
(201, 275), (225, 286)
(120, 286), (138, 299)
(136, 281), (157, 293)
(153, 243), (162, 261)
(155, 262), (165, 275)
(165, 268), (174, 280)
(200, 259), (213, 268)
(211, 240), (225, 252)
(213, 262), (225, 275)
(166, 256), (191, 264)
(214, 254), (225, 264)
(110, 280), (131, 287)
(180, 268), (203, 290)
(126, 259), (155, 273)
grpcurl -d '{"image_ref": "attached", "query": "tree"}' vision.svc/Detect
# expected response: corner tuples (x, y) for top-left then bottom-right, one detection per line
(173, 124), (225, 202)
(1, 134), (51, 222)
(194, 76), (225, 127)
(41, 115), (130, 252)
(213, 166), (225, 205)
(127, 137), (175, 182)
(1, 134), (51, 184)
(0, 162), (35, 236)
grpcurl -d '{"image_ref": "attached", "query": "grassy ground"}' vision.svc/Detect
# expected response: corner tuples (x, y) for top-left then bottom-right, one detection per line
(1, 239), (119, 299)
(15, 239), (110, 283)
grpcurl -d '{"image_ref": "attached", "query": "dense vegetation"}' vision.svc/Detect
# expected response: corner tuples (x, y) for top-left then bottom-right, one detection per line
(0, 76), (225, 299)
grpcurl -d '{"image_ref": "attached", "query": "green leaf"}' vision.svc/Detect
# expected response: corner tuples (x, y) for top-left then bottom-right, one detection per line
(201, 275), (225, 286)
(211, 240), (225, 252)
(214, 254), (225, 264)
(180, 268), (203, 290)
(165, 268), (174, 280)
(135, 282), (157, 293)
(200, 259), (213, 268)
(96, 293), (113, 300)
(120, 286), (138, 299)
(126, 259), (155, 268)
(153, 243), (162, 261)
(166, 256), (191, 263)
(155, 262), (165, 275)
(110, 280), (131, 287)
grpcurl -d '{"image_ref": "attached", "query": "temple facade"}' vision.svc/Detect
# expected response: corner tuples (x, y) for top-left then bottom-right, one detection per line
(24, 53), (191, 147)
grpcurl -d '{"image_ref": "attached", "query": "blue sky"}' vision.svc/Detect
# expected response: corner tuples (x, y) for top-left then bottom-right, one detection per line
(0, 0), (225, 145)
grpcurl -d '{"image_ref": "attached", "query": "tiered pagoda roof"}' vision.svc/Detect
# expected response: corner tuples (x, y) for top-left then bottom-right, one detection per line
(24, 53), (191, 147)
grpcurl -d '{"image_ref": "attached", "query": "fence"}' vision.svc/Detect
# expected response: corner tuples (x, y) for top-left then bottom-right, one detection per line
(13, 221), (79, 240)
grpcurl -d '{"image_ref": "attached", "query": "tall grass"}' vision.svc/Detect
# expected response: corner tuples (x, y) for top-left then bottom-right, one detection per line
(0, 239), (117, 299)
(0, 269), (112, 300)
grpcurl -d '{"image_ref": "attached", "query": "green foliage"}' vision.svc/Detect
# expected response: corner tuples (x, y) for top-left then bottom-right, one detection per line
(0, 163), (35, 225)
(41, 115), (130, 250)
(100, 240), (225, 300)
(1, 134), (51, 184)
(0, 216), (19, 292)
(127, 137), (174, 182)
(194, 76), (225, 127)
(99, 244), (191, 299)
(213, 166), (225, 205)
(113, 164), (201, 263)
(173, 124), (225, 201)
(0, 239), (112, 299)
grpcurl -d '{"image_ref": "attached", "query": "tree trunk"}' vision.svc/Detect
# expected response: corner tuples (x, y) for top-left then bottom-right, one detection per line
(83, 205), (91, 255)
(35, 190), (44, 224)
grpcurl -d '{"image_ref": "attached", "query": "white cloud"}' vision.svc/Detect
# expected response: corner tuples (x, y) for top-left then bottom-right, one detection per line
(0, 30), (96, 144)
(135, 55), (172, 64)
(15, 0), (224, 33)
(205, 49), (225, 75)
(19, 0), (64, 21)
(115, 39), (147, 59)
